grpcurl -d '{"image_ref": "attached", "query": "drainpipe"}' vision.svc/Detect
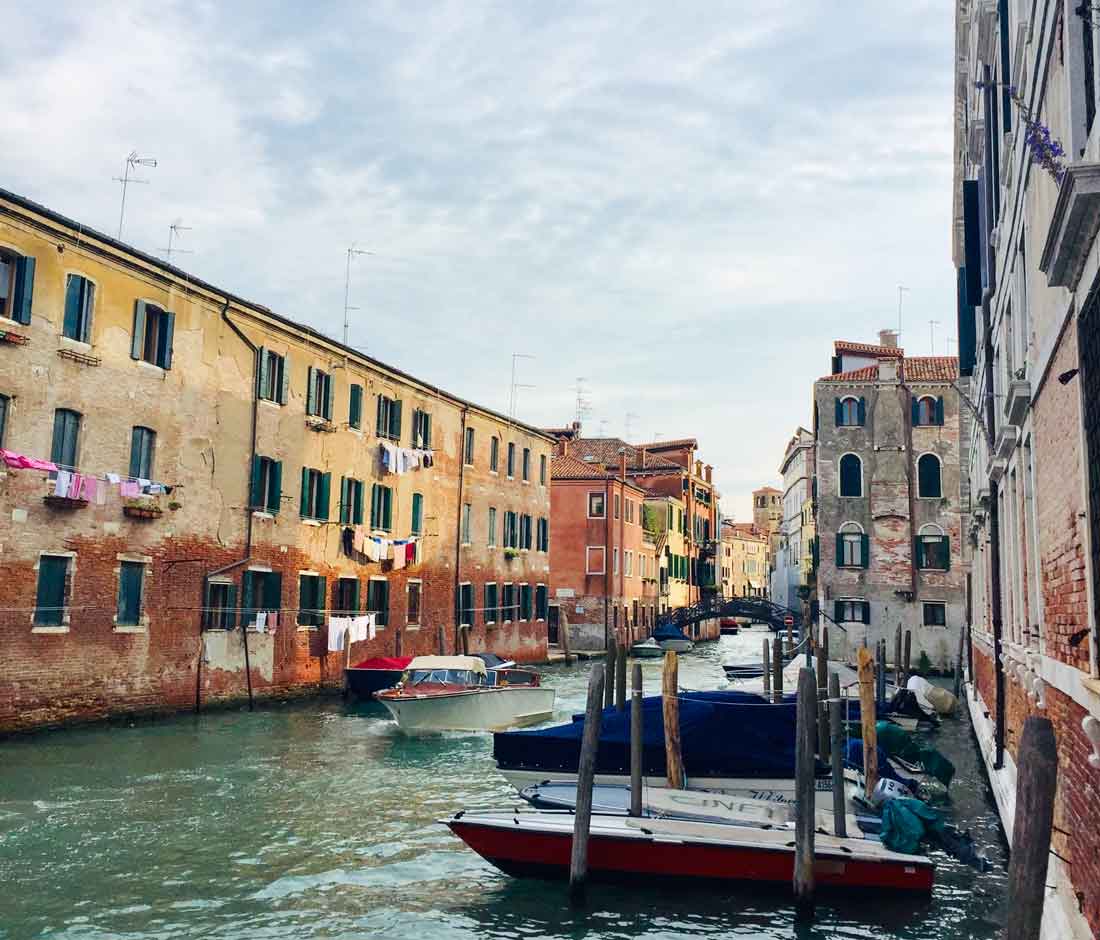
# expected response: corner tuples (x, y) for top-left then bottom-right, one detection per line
(220, 300), (259, 711)
(604, 473), (611, 650)
(620, 452), (627, 641)
(453, 406), (469, 655)
(980, 64), (1006, 769)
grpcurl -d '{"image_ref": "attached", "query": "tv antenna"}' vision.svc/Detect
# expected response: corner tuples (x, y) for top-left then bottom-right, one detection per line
(509, 353), (535, 419)
(343, 245), (374, 346)
(624, 411), (639, 441)
(113, 151), (157, 240)
(161, 221), (192, 263)
(574, 377), (591, 427)
(897, 285), (910, 340)
(928, 319), (941, 355)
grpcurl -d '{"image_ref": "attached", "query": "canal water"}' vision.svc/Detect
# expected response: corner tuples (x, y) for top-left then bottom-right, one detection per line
(0, 630), (1008, 940)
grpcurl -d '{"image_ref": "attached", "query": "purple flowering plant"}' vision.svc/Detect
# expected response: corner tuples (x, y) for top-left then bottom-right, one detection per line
(1006, 84), (1065, 182)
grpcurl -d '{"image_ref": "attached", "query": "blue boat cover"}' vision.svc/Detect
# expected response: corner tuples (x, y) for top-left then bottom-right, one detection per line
(651, 623), (692, 642)
(494, 690), (826, 779)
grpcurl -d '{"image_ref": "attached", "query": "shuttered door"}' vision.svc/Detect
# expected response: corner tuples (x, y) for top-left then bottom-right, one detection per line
(34, 556), (68, 626)
(116, 562), (144, 625)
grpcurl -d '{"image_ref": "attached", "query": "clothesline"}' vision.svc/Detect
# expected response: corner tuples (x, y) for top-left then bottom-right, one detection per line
(1, 448), (179, 490)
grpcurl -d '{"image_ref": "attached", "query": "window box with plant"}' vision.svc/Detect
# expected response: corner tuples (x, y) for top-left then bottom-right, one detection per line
(122, 496), (163, 519)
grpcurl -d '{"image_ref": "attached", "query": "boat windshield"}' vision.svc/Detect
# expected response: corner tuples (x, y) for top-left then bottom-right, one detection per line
(405, 669), (485, 686)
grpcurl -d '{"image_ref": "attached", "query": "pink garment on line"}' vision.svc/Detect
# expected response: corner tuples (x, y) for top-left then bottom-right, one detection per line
(1, 449), (58, 472)
(120, 481), (141, 498)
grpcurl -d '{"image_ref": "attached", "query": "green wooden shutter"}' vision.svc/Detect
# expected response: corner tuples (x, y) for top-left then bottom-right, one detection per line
(161, 312), (175, 369)
(353, 481), (364, 525)
(12, 255), (34, 324)
(131, 301), (147, 359)
(264, 572), (283, 612)
(370, 484), (380, 528)
(412, 493), (423, 534)
(323, 373), (333, 420)
(300, 467), (310, 516)
(860, 533), (870, 568)
(380, 580), (390, 625)
(318, 472), (331, 521)
(250, 456), (263, 508)
(241, 571), (256, 626)
(279, 354), (290, 405)
(349, 578), (360, 614)
(833, 600), (843, 623)
(935, 397), (945, 426)
(390, 400), (402, 439)
(116, 563), (142, 625)
(35, 556), (67, 626)
(941, 536), (951, 570)
(225, 583), (238, 629)
(339, 477), (349, 523)
(835, 532), (844, 565)
(269, 461), (282, 513)
(383, 487), (392, 530)
(349, 385), (362, 428)
(424, 413), (431, 448)
(857, 397), (867, 425)
(306, 367), (316, 415)
(914, 537), (925, 569)
(63, 275), (82, 339)
(376, 395), (385, 435)
(257, 347), (269, 397)
(834, 398), (842, 426)
(911, 396), (920, 425)
(318, 577), (327, 622)
(861, 601), (871, 624)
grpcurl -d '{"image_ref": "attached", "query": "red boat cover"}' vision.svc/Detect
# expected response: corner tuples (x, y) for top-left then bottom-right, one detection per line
(350, 656), (413, 671)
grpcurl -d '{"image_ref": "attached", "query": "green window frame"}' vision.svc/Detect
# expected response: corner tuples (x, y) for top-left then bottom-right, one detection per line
(340, 477), (365, 524)
(349, 384), (364, 429)
(458, 582), (474, 626)
(203, 579), (238, 630)
(506, 442), (515, 478)
(129, 426), (156, 480)
(116, 560), (145, 626)
(370, 483), (393, 531)
(367, 578), (389, 626)
(376, 395), (402, 441)
(63, 274), (94, 342)
(333, 577), (360, 615)
(536, 517), (549, 552)
(241, 569), (282, 626)
(305, 366), (333, 420)
(412, 408), (432, 448)
(298, 574), (327, 627)
(488, 507), (497, 546)
(257, 347), (289, 404)
(130, 301), (175, 369)
(251, 456), (283, 513)
(411, 492), (424, 535)
(520, 514), (532, 550)
(519, 583), (532, 621)
(50, 408), (81, 470)
(461, 503), (472, 544)
(484, 583), (499, 624)
(0, 250), (35, 324)
(522, 447), (530, 481)
(490, 437), (499, 472)
(34, 554), (70, 626)
(299, 468), (331, 520)
(535, 584), (548, 620)
(0, 393), (9, 448)
(502, 583), (516, 622)
(923, 602), (947, 626)
(464, 426), (475, 465)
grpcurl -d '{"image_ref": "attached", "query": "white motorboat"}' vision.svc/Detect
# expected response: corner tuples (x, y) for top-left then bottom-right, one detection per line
(375, 655), (555, 732)
(629, 637), (665, 658)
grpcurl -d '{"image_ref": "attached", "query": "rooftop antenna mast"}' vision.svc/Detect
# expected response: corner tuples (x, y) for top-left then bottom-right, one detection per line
(509, 353), (535, 419)
(161, 221), (192, 263)
(624, 411), (639, 441)
(897, 285), (910, 340)
(343, 245), (374, 346)
(928, 319), (941, 355)
(574, 377), (592, 428)
(114, 151), (157, 240)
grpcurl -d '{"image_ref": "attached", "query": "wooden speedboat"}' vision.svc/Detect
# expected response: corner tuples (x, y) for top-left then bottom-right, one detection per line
(445, 809), (934, 893)
(629, 637), (665, 659)
(375, 655), (555, 732)
(345, 656), (413, 698)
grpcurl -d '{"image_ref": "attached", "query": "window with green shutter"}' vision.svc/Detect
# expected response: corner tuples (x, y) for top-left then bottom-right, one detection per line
(488, 507), (497, 546)
(0, 394), (9, 448)
(63, 274), (94, 342)
(300, 468), (330, 519)
(131, 301), (175, 369)
(535, 584), (548, 620)
(241, 569), (281, 626)
(367, 578), (389, 626)
(334, 577), (360, 615)
(306, 367), (333, 420)
(370, 483), (393, 531)
(129, 426), (156, 480)
(502, 583), (516, 621)
(349, 384), (364, 429)
(522, 447), (530, 481)
(484, 583), (499, 624)
(0, 250), (35, 324)
(34, 555), (70, 626)
(376, 395), (402, 440)
(203, 580), (237, 630)
(540, 454), (547, 485)
(520, 583), (532, 620)
(459, 583), (475, 626)
(506, 442), (516, 478)
(251, 456), (282, 513)
(412, 408), (432, 448)
(411, 492), (424, 535)
(257, 348), (288, 404)
(50, 408), (81, 470)
(463, 426), (475, 465)
(340, 477), (364, 525)
(490, 437), (499, 472)
(116, 561), (145, 626)
(297, 574), (326, 627)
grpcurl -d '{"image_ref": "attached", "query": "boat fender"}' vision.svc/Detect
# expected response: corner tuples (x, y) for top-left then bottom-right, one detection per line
(455, 811), (465, 820)
(640, 827), (653, 835)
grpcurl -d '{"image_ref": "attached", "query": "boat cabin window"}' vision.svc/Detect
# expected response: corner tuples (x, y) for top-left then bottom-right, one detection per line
(405, 668), (486, 686)
(486, 669), (538, 687)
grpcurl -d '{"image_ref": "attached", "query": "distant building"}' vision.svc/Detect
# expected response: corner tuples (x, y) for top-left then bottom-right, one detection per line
(771, 428), (816, 612)
(752, 485), (782, 587)
(720, 521), (768, 599)
(813, 334), (966, 669)
(643, 493), (689, 615)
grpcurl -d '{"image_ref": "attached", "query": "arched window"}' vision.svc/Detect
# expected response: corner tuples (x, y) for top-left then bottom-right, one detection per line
(914, 395), (943, 426)
(839, 454), (862, 497)
(836, 396), (865, 427)
(916, 523), (949, 570)
(837, 521), (866, 568)
(917, 453), (942, 498)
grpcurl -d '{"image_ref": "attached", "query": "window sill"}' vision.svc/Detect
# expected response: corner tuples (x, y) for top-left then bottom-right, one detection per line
(32, 626), (70, 634)
(301, 519), (322, 527)
(406, 622), (420, 630)
(252, 510), (275, 520)
(113, 625), (148, 634)
(296, 625), (320, 632)
(58, 335), (93, 350)
(136, 360), (167, 374)
(258, 398), (283, 409)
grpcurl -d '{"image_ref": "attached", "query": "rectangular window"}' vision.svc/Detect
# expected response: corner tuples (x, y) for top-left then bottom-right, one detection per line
(257, 348), (288, 404)
(298, 574), (326, 627)
(488, 507), (497, 546)
(367, 578), (390, 626)
(34, 554), (70, 626)
(504, 510), (518, 548)
(241, 569), (282, 625)
(838, 532), (868, 568)
(459, 582), (475, 626)
(0, 249), (34, 324)
(506, 442), (516, 478)
(461, 503), (472, 545)
(614, 494), (621, 519)
(407, 581), (422, 624)
(333, 576), (359, 616)
(520, 583), (532, 621)
(923, 602), (947, 627)
(834, 599), (870, 624)
(588, 492), (605, 518)
(251, 456), (283, 513)
(539, 454), (547, 486)
(916, 534), (950, 570)
(411, 492), (424, 535)
(370, 483), (394, 531)
(502, 583), (516, 622)
(203, 580), (236, 630)
(535, 584), (548, 620)
(63, 274), (94, 342)
(129, 426), (156, 480)
(300, 468), (331, 520)
(625, 551), (633, 576)
(520, 514), (532, 550)
(131, 301), (175, 369)
(50, 408), (81, 470)
(490, 437), (500, 473)
(586, 546), (605, 574)
(613, 547), (620, 575)
(485, 583), (499, 624)
(306, 367), (333, 420)
(349, 384), (364, 429)
(536, 517), (549, 552)
(412, 408), (432, 448)
(339, 477), (365, 525)
(0, 393), (8, 447)
(376, 395), (402, 440)
(522, 447), (530, 481)
(464, 426), (475, 465)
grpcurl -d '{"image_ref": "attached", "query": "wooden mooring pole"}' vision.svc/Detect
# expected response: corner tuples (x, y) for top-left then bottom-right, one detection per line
(616, 644), (628, 712)
(662, 652), (685, 789)
(630, 662), (643, 817)
(902, 630), (912, 688)
(828, 671), (846, 838)
(1004, 717), (1057, 940)
(894, 624), (902, 690)
(569, 662), (606, 905)
(605, 644), (616, 709)
(816, 628), (829, 759)
(763, 638), (772, 698)
(856, 646), (878, 798)
(954, 626), (966, 699)
(794, 667), (817, 914)
(772, 637), (784, 704)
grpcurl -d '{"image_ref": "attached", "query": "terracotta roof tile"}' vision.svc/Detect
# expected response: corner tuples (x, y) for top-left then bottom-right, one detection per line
(550, 454), (609, 480)
(633, 438), (698, 451)
(567, 438), (682, 472)
(818, 356), (959, 383)
(834, 340), (905, 359)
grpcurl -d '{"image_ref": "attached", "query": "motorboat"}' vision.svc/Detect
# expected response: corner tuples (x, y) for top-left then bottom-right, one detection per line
(344, 656), (413, 699)
(375, 655), (555, 732)
(445, 808), (934, 893)
(651, 623), (693, 653)
(719, 618), (740, 636)
(629, 637), (665, 659)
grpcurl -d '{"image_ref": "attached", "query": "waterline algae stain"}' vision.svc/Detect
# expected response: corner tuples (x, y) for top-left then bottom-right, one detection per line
(0, 636), (1007, 938)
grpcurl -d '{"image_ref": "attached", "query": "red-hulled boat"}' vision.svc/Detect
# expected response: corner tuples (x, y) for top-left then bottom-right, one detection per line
(345, 656), (413, 699)
(445, 809), (934, 893)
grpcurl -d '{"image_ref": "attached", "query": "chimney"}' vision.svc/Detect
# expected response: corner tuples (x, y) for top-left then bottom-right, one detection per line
(704, 464), (712, 484)
(878, 329), (898, 348)
(620, 451), (627, 481)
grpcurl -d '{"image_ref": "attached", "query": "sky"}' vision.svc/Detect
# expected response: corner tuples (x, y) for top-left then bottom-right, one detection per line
(0, 1), (957, 520)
